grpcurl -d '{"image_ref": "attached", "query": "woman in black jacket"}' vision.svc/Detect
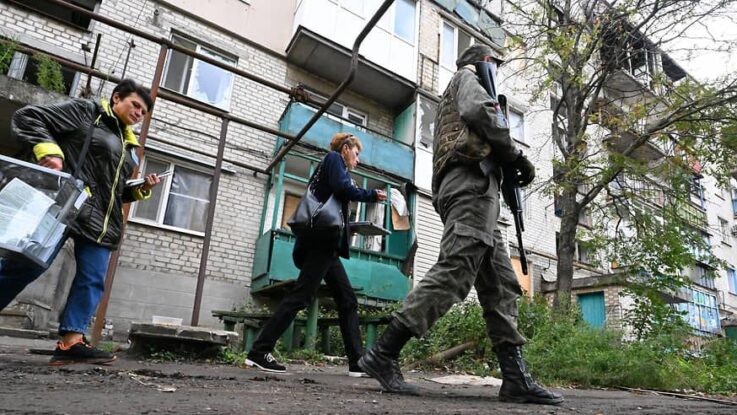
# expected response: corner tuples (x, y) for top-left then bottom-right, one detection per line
(0, 80), (161, 365)
(246, 133), (387, 376)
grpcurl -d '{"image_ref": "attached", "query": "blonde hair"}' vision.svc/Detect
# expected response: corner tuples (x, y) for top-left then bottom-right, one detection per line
(329, 133), (362, 152)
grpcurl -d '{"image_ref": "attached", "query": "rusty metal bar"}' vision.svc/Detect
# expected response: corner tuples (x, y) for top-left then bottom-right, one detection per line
(143, 134), (268, 175)
(11, 42), (298, 153)
(191, 118), (230, 326)
(265, 0), (395, 171)
(84, 33), (102, 95)
(7, 0), (328, 107)
(90, 44), (170, 345)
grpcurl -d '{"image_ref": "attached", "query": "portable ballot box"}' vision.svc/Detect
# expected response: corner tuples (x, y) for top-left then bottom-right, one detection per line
(0, 154), (88, 269)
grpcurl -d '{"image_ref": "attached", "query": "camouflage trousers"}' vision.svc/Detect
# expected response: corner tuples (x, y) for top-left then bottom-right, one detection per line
(394, 166), (526, 347)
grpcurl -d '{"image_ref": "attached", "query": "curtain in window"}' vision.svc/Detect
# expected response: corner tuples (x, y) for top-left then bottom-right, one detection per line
(164, 166), (212, 232)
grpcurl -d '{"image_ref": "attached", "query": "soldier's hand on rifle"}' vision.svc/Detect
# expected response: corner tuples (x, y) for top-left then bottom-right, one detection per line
(511, 152), (535, 187)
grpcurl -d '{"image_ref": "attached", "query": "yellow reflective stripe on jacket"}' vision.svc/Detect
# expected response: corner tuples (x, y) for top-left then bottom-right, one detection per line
(131, 186), (152, 201)
(97, 122), (127, 244)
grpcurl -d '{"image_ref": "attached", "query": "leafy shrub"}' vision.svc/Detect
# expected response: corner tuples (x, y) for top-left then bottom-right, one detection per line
(0, 39), (16, 73)
(33, 54), (66, 93)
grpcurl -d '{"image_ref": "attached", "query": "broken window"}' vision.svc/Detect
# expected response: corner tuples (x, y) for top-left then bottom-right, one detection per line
(163, 34), (237, 110)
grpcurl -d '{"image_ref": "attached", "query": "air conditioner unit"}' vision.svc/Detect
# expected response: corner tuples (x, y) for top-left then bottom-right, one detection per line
(731, 224), (737, 237)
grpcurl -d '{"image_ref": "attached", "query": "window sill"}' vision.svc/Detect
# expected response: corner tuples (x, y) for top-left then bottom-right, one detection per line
(127, 217), (206, 238)
(721, 240), (733, 247)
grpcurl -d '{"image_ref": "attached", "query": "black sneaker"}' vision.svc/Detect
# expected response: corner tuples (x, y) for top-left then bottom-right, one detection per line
(245, 352), (286, 373)
(348, 363), (370, 378)
(49, 340), (116, 366)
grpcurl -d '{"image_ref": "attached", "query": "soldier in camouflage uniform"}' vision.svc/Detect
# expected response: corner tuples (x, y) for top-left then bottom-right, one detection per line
(358, 45), (563, 405)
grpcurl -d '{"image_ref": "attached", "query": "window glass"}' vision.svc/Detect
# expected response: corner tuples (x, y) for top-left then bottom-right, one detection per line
(132, 157), (213, 233)
(133, 158), (169, 221)
(189, 48), (235, 108)
(163, 36), (196, 92)
(394, 0), (416, 43)
(728, 268), (737, 294)
(418, 96), (437, 148)
(164, 166), (212, 232)
(458, 31), (472, 59)
(508, 109), (524, 142)
(163, 35), (236, 109)
(440, 22), (456, 69)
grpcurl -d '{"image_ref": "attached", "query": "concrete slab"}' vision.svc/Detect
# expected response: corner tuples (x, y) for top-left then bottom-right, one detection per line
(128, 322), (238, 355)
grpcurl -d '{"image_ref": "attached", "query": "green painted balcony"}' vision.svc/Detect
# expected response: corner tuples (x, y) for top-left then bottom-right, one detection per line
(278, 101), (414, 181)
(251, 230), (411, 304)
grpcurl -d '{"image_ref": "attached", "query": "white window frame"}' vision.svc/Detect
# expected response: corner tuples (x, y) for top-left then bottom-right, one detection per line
(129, 156), (213, 236)
(310, 90), (368, 127)
(392, 0), (417, 45)
(508, 107), (525, 144)
(728, 268), (737, 295)
(719, 217), (731, 243)
(438, 20), (475, 95)
(162, 33), (237, 111)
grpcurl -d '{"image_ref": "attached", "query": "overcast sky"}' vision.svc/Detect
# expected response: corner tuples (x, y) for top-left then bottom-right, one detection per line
(663, 6), (737, 82)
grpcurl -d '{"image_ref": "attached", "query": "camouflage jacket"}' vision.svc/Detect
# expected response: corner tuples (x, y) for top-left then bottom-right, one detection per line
(432, 64), (519, 194)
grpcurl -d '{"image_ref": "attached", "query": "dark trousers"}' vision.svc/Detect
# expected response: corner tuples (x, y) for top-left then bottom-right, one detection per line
(251, 249), (362, 364)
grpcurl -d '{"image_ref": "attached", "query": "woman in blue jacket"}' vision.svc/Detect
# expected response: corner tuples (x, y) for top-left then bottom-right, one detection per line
(246, 133), (387, 376)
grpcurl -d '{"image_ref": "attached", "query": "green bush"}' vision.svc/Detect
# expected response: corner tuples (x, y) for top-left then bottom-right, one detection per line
(399, 296), (737, 394)
(0, 39), (16, 74)
(33, 54), (66, 93)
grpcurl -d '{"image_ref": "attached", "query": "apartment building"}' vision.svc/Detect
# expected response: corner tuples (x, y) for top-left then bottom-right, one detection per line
(0, 0), (735, 341)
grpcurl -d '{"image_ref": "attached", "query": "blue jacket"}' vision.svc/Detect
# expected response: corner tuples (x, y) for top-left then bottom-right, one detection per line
(293, 151), (378, 266)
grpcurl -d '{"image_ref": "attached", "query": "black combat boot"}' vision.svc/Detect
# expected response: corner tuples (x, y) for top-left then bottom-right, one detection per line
(494, 344), (564, 405)
(358, 319), (420, 395)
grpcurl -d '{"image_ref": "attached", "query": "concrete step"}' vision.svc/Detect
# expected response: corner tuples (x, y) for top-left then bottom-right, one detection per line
(0, 309), (32, 330)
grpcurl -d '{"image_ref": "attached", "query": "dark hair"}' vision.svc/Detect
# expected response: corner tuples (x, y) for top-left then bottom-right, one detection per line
(111, 79), (154, 112)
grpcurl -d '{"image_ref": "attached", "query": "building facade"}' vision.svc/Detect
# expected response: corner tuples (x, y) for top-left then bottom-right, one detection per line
(1, 0), (735, 341)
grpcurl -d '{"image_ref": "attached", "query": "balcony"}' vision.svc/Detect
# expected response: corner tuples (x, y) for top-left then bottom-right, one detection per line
(286, 26), (416, 112)
(253, 106), (417, 305)
(279, 101), (414, 180)
(604, 131), (668, 161)
(251, 230), (410, 304)
(672, 198), (708, 230)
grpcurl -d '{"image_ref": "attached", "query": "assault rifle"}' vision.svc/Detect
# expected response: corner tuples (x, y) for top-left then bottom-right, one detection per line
(474, 60), (528, 275)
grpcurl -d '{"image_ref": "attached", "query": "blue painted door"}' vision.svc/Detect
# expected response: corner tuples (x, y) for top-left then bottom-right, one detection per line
(577, 292), (606, 328)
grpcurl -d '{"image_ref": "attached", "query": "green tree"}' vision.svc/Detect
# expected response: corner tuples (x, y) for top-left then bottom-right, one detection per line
(503, 1), (737, 316)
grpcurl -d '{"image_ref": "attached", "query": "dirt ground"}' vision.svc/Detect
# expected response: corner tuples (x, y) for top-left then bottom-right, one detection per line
(1, 336), (735, 414)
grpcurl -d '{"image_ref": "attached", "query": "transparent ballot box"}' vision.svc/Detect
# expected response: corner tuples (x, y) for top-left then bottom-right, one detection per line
(0, 154), (88, 269)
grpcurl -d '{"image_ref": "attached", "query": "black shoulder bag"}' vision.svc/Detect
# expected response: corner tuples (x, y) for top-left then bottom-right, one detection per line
(287, 161), (344, 240)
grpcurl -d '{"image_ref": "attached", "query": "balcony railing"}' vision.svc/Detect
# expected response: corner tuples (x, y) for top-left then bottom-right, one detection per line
(251, 230), (411, 303)
(278, 101), (414, 180)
